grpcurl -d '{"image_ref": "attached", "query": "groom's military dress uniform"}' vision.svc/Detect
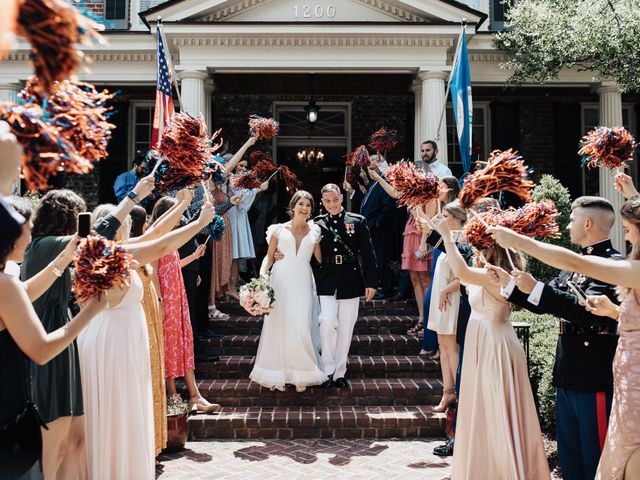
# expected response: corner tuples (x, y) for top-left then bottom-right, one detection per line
(313, 209), (377, 382)
(502, 239), (621, 480)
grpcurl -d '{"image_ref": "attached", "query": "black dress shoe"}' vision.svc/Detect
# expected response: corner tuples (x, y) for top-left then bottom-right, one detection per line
(334, 377), (349, 389)
(195, 353), (220, 363)
(433, 438), (454, 456)
(389, 292), (410, 302)
(321, 375), (334, 389)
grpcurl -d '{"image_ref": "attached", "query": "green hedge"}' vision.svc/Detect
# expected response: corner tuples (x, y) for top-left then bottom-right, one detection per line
(512, 310), (559, 435)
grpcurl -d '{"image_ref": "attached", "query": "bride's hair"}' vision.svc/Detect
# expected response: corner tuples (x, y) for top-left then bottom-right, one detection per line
(288, 190), (314, 218)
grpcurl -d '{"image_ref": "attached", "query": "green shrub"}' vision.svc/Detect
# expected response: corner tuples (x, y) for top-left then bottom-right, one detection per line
(512, 310), (558, 435)
(528, 175), (576, 283)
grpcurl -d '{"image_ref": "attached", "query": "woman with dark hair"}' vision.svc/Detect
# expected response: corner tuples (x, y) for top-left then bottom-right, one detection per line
(425, 211), (550, 479)
(0, 129), (106, 480)
(489, 184), (640, 480)
(249, 190), (328, 392)
(21, 179), (154, 479)
(129, 205), (148, 238)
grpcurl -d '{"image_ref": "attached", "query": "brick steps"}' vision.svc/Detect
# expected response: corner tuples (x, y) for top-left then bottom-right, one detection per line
(198, 377), (443, 407)
(201, 334), (422, 356)
(209, 315), (420, 336)
(196, 355), (440, 379)
(215, 299), (418, 317)
(189, 405), (446, 440)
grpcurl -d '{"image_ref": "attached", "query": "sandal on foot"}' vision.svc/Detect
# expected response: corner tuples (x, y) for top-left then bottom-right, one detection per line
(189, 397), (222, 414)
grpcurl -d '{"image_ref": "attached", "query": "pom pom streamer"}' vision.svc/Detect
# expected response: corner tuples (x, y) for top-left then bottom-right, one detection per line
(20, 77), (114, 172)
(205, 157), (227, 185)
(17, 0), (105, 95)
(369, 127), (398, 155)
(386, 162), (440, 208)
(279, 165), (302, 192)
(345, 145), (371, 169)
(248, 150), (272, 166)
(0, 101), (84, 190)
(153, 113), (214, 193)
(579, 126), (636, 171)
(231, 171), (262, 190)
(206, 215), (226, 241)
(248, 115), (279, 140)
(72, 234), (132, 303)
(459, 149), (535, 209)
(464, 201), (560, 251)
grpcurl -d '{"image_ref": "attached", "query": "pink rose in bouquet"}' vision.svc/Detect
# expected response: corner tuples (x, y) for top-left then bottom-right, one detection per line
(239, 277), (275, 316)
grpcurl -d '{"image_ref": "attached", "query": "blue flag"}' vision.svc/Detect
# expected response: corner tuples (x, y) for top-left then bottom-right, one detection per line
(450, 33), (472, 174)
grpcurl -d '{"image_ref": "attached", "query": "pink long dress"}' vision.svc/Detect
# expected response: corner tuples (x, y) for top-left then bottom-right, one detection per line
(452, 286), (550, 479)
(596, 292), (640, 479)
(157, 251), (195, 378)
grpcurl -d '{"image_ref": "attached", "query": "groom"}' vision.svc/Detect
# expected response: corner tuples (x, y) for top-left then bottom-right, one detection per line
(313, 183), (378, 389)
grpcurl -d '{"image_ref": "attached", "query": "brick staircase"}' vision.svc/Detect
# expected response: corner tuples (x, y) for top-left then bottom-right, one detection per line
(188, 299), (446, 440)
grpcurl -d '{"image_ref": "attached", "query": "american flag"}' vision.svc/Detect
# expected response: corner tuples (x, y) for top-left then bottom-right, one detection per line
(151, 26), (174, 148)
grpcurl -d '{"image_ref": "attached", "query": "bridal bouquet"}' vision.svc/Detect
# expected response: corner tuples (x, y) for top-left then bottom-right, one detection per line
(239, 277), (275, 316)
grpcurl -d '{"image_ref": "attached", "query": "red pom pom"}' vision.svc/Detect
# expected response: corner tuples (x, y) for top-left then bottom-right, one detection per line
(459, 149), (535, 209)
(251, 153), (278, 182)
(17, 0), (104, 95)
(501, 200), (561, 240)
(20, 77), (115, 174)
(72, 234), (132, 303)
(369, 127), (398, 155)
(346, 145), (370, 168)
(464, 208), (502, 250)
(0, 102), (84, 190)
(249, 115), (279, 140)
(279, 165), (302, 192)
(386, 162), (440, 208)
(153, 113), (214, 192)
(231, 171), (262, 190)
(210, 127), (224, 154)
(579, 126), (636, 170)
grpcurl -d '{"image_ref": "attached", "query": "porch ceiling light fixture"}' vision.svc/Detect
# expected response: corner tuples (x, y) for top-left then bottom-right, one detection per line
(297, 147), (324, 166)
(305, 100), (319, 125)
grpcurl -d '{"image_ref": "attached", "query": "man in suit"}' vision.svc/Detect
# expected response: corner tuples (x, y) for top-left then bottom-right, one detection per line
(314, 183), (378, 389)
(359, 155), (397, 299)
(496, 196), (621, 480)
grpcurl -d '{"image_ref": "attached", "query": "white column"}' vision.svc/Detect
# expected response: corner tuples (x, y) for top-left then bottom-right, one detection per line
(419, 70), (449, 166)
(597, 81), (625, 252)
(177, 70), (208, 118)
(204, 79), (214, 134)
(0, 83), (21, 105)
(411, 79), (422, 163)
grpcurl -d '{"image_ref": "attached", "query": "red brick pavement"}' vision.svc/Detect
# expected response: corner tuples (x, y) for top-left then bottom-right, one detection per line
(157, 438), (453, 479)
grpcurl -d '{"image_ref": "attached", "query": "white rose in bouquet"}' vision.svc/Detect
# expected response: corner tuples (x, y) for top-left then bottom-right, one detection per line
(254, 288), (272, 309)
(239, 288), (251, 306)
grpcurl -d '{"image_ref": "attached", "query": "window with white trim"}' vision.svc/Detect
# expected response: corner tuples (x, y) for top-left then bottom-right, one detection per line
(104, 0), (129, 29)
(129, 102), (154, 167)
(446, 102), (490, 178)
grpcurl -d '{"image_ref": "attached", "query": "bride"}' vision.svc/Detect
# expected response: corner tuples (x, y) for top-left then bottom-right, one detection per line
(249, 190), (328, 392)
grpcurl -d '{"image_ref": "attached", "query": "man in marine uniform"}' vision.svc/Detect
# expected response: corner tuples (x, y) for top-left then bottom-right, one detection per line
(497, 196), (621, 480)
(313, 183), (378, 389)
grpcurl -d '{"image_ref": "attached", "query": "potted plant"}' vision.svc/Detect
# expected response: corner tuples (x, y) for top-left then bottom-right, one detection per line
(165, 394), (190, 451)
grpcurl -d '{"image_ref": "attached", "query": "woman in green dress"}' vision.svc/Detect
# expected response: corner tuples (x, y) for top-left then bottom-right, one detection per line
(21, 178), (154, 480)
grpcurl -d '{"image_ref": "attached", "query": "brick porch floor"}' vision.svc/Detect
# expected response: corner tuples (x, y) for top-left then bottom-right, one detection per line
(157, 438), (453, 479)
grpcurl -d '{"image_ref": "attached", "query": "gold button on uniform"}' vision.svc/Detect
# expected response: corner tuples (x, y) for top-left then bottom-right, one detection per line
(584, 341), (590, 347)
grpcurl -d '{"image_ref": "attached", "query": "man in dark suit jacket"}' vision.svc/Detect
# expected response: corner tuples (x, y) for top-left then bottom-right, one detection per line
(497, 196), (621, 480)
(359, 156), (397, 299)
(313, 183), (378, 389)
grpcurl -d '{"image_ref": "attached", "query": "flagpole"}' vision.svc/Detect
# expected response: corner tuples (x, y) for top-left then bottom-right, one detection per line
(435, 20), (467, 141)
(156, 17), (182, 110)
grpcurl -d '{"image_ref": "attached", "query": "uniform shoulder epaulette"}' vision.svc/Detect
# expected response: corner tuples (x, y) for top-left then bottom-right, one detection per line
(345, 212), (365, 221)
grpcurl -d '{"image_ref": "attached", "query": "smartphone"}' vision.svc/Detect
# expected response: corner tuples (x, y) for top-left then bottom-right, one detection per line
(567, 280), (594, 308)
(78, 212), (91, 237)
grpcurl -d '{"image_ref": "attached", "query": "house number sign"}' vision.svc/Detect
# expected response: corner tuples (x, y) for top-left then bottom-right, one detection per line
(293, 4), (337, 19)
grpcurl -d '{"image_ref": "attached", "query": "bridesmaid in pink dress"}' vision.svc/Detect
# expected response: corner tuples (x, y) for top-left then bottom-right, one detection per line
(426, 213), (550, 479)
(489, 191), (640, 480)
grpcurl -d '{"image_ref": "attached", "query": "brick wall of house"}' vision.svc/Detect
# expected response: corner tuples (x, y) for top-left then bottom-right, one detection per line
(212, 93), (412, 161)
(77, 0), (105, 17)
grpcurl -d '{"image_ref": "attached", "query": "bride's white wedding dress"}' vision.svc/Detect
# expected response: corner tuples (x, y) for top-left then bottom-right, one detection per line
(249, 221), (328, 391)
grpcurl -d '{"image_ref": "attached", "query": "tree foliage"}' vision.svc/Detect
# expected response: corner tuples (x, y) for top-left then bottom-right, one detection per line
(495, 0), (640, 92)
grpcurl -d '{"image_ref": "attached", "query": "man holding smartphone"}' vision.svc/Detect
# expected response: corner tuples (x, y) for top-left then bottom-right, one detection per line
(497, 196), (622, 480)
